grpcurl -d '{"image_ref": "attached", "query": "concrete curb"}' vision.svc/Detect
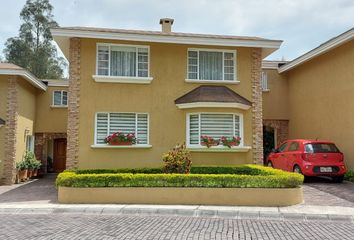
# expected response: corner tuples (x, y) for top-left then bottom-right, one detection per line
(0, 204), (353, 222)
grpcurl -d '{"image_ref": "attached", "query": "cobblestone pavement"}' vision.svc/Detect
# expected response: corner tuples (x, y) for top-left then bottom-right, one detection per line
(0, 213), (353, 240)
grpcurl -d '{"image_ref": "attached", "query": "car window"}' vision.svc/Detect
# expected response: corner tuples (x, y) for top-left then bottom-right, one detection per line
(277, 143), (288, 153)
(305, 143), (340, 153)
(288, 142), (299, 151)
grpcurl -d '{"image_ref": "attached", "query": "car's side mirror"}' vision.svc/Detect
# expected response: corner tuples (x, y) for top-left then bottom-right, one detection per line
(272, 148), (279, 153)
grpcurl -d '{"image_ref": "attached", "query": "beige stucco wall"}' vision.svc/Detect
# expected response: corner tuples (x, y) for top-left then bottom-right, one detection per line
(0, 77), (8, 179)
(262, 69), (289, 120)
(78, 38), (257, 168)
(35, 86), (68, 133)
(15, 80), (37, 164)
(287, 40), (354, 170)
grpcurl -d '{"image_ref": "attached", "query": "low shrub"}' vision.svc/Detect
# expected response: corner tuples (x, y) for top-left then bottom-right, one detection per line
(162, 143), (191, 174)
(344, 170), (354, 181)
(57, 165), (303, 189)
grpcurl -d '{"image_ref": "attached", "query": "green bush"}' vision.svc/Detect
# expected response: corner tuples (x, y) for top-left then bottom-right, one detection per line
(344, 170), (354, 181)
(23, 151), (41, 170)
(162, 143), (192, 174)
(56, 165), (303, 189)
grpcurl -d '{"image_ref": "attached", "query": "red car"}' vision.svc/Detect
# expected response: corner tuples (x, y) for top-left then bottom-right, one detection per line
(266, 139), (346, 182)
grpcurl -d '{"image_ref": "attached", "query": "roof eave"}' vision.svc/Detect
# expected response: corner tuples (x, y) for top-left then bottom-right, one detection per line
(0, 69), (47, 91)
(279, 28), (354, 73)
(51, 28), (282, 60)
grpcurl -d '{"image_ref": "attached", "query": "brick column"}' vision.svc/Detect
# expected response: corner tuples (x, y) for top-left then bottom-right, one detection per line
(34, 133), (46, 173)
(251, 48), (263, 165)
(2, 77), (18, 184)
(66, 38), (81, 169)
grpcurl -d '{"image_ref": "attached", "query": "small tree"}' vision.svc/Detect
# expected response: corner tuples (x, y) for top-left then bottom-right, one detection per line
(162, 143), (192, 174)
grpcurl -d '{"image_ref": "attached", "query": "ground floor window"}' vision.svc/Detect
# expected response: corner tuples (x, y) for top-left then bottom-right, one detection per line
(26, 135), (35, 152)
(187, 113), (243, 147)
(95, 112), (149, 145)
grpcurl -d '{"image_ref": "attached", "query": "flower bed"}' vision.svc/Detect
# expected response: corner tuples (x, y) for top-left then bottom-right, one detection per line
(57, 165), (303, 188)
(56, 165), (303, 206)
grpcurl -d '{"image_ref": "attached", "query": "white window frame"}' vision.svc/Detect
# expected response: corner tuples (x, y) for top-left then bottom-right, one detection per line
(52, 90), (68, 107)
(93, 43), (153, 84)
(261, 71), (270, 91)
(26, 135), (35, 153)
(186, 112), (244, 148)
(94, 112), (150, 146)
(186, 48), (238, 83)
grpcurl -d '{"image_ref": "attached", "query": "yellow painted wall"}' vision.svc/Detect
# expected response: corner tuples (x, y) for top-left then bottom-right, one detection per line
(78, 38), (257, 168)
(0, 77), (8, 179)
(287, 40), (354, 170)
(15, 79), (37, 164)
(35, 86), (68, 133)
(262, 69), (289, 120)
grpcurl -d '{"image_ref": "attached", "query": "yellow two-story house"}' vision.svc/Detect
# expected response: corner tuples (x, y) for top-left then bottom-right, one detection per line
(50, 18), (282, 170)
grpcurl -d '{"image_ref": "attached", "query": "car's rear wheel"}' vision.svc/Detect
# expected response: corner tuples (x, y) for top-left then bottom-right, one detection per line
(267, 161), (273, 168)
(332, 176), (344, 183)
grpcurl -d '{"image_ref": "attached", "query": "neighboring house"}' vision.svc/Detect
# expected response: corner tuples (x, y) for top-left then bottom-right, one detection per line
(0, 63), (68, 184)
(50, 18), (282, 170)
(262, 28), (354, 170)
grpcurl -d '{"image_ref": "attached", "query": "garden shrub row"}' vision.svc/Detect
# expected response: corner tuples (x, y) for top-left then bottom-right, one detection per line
(57, 165), (303, 188)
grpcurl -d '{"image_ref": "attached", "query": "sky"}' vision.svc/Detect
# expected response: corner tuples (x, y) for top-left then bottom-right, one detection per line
(1, 0), (353, 62)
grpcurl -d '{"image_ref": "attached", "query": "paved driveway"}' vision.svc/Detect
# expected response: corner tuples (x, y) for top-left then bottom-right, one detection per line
(0, 174), (57, 204)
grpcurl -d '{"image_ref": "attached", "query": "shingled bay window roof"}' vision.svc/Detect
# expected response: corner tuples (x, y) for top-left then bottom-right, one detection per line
(175, 85), (252, 110)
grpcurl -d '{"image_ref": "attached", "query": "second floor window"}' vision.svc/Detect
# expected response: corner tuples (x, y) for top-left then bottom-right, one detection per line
(53, 90), (67, 106)
(187, 49), (236, 81)
(261, 71), (269, 91)
(97, 44), (149, 78)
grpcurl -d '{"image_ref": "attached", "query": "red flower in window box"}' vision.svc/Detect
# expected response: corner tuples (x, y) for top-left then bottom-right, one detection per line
(200, 135), (219, 148)
(104, 132), (137, 145)
(220, 136), (241, 148)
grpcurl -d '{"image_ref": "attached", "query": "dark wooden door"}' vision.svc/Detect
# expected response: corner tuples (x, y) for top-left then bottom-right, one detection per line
(53, 138), (67, 173)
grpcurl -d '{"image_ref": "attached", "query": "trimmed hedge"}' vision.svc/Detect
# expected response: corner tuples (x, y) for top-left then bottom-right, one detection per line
(57, 165), (304, 188)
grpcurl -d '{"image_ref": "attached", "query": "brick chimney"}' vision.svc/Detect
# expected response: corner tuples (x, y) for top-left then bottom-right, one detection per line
(159, 18), (174, 33)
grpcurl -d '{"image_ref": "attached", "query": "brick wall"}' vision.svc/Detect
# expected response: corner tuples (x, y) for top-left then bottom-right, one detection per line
(251, 48), (263, 165)
(66, 38), (81, 169)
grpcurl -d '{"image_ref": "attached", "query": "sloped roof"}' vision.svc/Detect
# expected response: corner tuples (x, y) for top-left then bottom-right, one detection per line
(51, 26), (282, 59)
(279, 28), (354, 73)
(0, 63), (47, 90)
(0, 118), (5, 125)
(175, 85), (252, 106)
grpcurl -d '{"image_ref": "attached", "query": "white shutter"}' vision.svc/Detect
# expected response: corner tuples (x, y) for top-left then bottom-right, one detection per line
(189, 114), (199, 145)
(188, 51), (198, 79)
(109, 113), (136, 134)
(234, 115), (240, 137)
(137, 114), (148, 144)
(224, 52), (234, 80)
(96, 113), (108, 144)
(200, 114), (234, 140)
(137, 48), (149, 77)
(95, 113), (148, 145)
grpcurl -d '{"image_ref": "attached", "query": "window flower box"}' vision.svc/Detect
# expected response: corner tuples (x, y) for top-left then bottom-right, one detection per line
(221, 136), (241, 148)
(201, 136), (219, 148)
(104, 132), (136, 146)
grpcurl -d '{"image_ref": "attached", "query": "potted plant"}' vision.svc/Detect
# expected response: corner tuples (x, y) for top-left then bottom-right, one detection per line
(32, 160), (41, 177)
(200, 135), (219, 148)
(104, 132), (136, 145)
(16, 161), (28, 182)
(220, 136), (241, 148)
(23, 151), (39, 179)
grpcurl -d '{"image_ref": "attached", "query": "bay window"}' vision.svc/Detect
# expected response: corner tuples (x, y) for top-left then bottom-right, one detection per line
(187, 113), (243, 147)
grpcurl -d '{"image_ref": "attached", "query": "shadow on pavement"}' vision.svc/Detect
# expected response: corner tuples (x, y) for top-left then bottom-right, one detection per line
(0, 174), (58, 204)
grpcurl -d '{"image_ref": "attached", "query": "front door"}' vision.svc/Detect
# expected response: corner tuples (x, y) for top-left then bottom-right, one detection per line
(53, 138), (67, 173)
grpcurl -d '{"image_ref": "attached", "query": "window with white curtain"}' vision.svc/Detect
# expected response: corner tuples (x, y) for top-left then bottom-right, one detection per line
(97, 44), (149, 78)
(53, 90), (68, 106)
(187, 49), (236, 81)
(26, 135), (35, 152)
(95, 112), (149, 145)
(187, 113), (243, 147)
